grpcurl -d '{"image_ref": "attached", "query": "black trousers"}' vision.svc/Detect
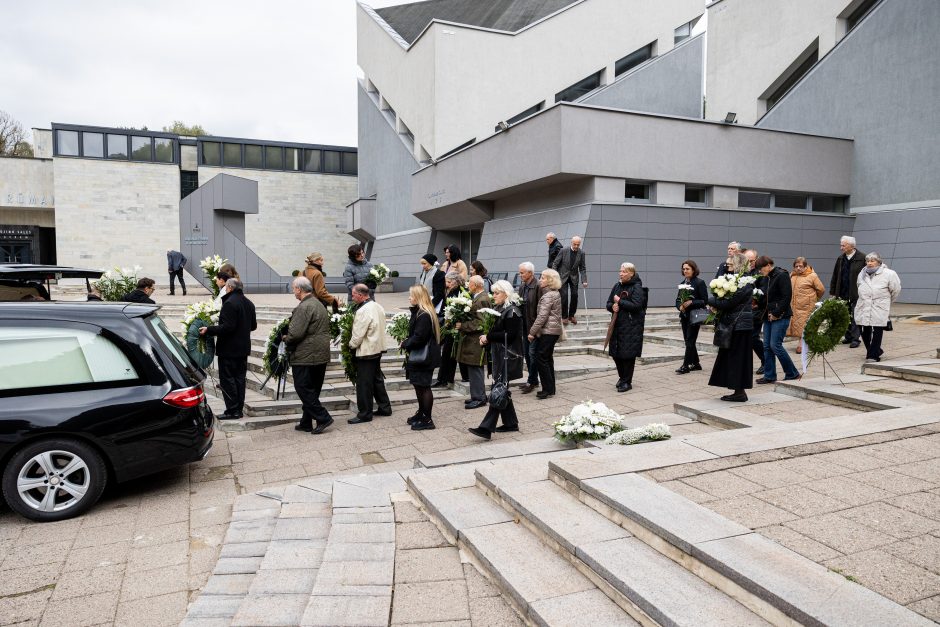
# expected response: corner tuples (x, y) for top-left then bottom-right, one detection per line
(292, 363), (332, 426)
(354, 356), (391, 419)
(680, 316), (701, 366)
(217, 357), (248, 415)
(845, 299), (862, 342)
(169, 269), (186, 294)
(536, 334), (559, 394)
(861, 326), (885, 360)
(437, 337), (457, 384)
(478, 398), (518, 432)
(523, 333), (539, 385)
(751, 324), (764, 367)
(614, 357), (636, 384)
(560, 279), (580, 318)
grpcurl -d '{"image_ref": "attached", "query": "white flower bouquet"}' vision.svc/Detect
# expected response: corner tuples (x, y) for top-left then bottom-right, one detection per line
(181, 300), (220, 353)
(200, 255), (229, 297)
(330, 306), (351, 340)
(367, 262), (390, 286)
(94, 265), (143, 301)
(552, 400), (625, 444)
(477, 307), (503, 365)
(708, 273), (756, 298)
(386, 312), (410, 344)
(677, 283), (694, 304)
(752, 287), (764, 302)
(605, 423), (672, 445)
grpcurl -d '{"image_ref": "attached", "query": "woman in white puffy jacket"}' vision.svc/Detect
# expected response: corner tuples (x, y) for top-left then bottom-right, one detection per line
(854, 252), (901, 362)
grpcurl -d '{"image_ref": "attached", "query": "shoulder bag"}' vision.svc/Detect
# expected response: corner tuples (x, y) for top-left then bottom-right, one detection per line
(689, 307), (709, 326)
(489, 340), (512, 410)
(712, 314), (736, 349)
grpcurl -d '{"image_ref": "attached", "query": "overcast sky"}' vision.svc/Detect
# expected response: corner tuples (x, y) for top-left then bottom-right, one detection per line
(1, 0), (421, 147)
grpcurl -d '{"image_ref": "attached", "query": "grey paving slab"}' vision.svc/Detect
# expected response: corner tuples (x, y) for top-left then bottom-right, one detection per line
(482, 436), (579, 459)
(316, 559), (394, 586)
(474, 457), (552, 494)
(777, 380), (921, 409)
(501, 480), (630, 554)
(579, 537), (767, 626)
(825, 548), (940, 606)
(395, 547), (464, 583)
(390, 580), (471, 624)
(407, 463), (487, 494)
(282, 485), (331, 503)
(460, 521), (595, 613)
(396, 520), (451, 549)
(415, 447), (495, 468)
(259, 539), (326, 570)
(212, 556), (264, 575)
(696, 532), (935, 627)
(231, 593), (309, 627)
(336, 471), (408, 494)
(548, 440), (717, 483)
(327, 522), (395, 544)
(322, 541), (395, 563)
(279, 502), (332, 518)
(467, 595), (525, 626)
(233, 493), (282, 511)
(271, 516), (331, 541)
(620, 412), (695, 428)
(248, 568), (318, 595)
(331, 509), (396, 524)
(223, 519), (276, 545)
(301, 593), (391, 627)
(185, 594), (243, 618)
(220, 541), (270, 558)
(679, 424), (822, 457)
(418, 486), (513, 539)
(230, 507), (280, 522)
(582, 473), (751, 554)
(331, 481), (391, 508)
(529, 589), (639, 627)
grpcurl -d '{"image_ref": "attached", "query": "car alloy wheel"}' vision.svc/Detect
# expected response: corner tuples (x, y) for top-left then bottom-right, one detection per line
(2, 439), (107, 522)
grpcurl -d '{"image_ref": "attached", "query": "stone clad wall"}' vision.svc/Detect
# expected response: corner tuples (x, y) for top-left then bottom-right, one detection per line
(53, 158), (182, 283)
(198, 168), (358, 279)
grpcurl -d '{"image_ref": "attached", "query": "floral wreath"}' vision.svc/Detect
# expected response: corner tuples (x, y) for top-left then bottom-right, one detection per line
(803, 298), (851, 357)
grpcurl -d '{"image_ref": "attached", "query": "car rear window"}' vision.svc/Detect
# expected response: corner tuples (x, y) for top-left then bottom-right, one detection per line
(0, 327), (138, 391)
(147, 315), (200, 372)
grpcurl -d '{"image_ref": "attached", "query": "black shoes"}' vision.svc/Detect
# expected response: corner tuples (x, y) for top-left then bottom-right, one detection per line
(295, 421), (313, 432)
(519, 384), (537, 394)
(784, 374), (802, 381)
(849, 341), (861, 348)
(755, 377), (776, 384)
(406, 412), (423, 425)
(720, 393), (748, 402)
(431, 381), (449, 389)
(411, 419), (435, 431)
(494, 425), (519, 433)
(312, 418), (334, 434)
(465, 400), (487, 409)
(468, 427), (491, 440)
(375, 408), (393, 416)
(218, 412), (242, 420)
(756, 366), (765, 375)
(688, 364), (702, 371)
(841, 338), (852, 345)
(676, 365), (691, 374)
(347, 416), (372, 424)
(617, 382), (632, 393)
(536, 391), (554, 399)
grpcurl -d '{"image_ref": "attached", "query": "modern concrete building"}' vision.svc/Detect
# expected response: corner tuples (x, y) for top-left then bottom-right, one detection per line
(0, 124), (358, 291)
(353, 0), (940, 305)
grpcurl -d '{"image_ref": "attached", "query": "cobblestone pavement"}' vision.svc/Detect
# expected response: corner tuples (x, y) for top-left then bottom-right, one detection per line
(1, 299), (938, 625)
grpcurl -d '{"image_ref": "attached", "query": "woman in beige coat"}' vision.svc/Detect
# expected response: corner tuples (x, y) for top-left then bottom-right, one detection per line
(528, 269), (563, 399)
(787, 257), (825, 354)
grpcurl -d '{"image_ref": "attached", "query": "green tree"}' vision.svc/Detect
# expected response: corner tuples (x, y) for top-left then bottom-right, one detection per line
(0, 110), (34, 157)
(162, 121), (209, 136)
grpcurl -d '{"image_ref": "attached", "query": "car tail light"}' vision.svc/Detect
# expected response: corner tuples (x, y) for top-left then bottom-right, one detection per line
(163, 385), (204, 408)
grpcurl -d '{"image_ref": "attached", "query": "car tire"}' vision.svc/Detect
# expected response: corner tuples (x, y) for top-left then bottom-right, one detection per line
(1, 439), (107, 522)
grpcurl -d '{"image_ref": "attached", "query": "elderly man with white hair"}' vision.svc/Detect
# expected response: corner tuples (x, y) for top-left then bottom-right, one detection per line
(830, 235), (866, 347)
(546, 232), (563, 267)
(456, 275), (492, 408)
(518, 261), (542, 393)
(715, 241), (743, 278)
(551, 235), (588, 324)
(283, 276), (334, 434)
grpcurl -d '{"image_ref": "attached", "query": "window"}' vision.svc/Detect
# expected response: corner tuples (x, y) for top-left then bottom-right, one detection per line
(555, 71), (602, 103)
(154, 138), (174, 163)
(56, 130), (79, 156)
(201, 141), (221, 166)
(846, 0), (879, 31)
(285, 147), (301, 171)
(107, 134), (128, 159)
(0, 327), (137, 391)
(674, 16), (701, 44)
(498, 102), (543, 131)
(130, 136), (152, 161)
(342, 152), (358, 175)
(811, 196), (846, 213)
(323, 150), (341, 174)
(82, 132), (104, 158)
(775, 193), (808, 210)
(304, 149), (321, 172)
(615, 43), (654, 77)
(766, 48), (819, 110)
(625, 182), (651, 201)
(264, 146), (283, 170)
(739, 191), (771, 208)
(148, 317), (198, 372)
(244, 144), (263, 169)
(685, 187), (706, 205)
(222, 143), (241, 167)
(181, 171), (199, 199)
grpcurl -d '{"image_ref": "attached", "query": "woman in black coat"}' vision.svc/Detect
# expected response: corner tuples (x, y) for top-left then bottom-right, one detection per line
(401, 286), (441, 430)
(676, 259), (708, 374)
(468, 280), (524, 440)
(433, 273), (466, 388)
(707, 253), (755, 402)
(606, 263), (645, 393)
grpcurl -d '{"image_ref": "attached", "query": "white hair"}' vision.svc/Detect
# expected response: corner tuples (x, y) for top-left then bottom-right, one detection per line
(841, 235), (856, 247)
(546, 232), (556, 239)
(468, 275), (484, 288)
(865, 252), (882, 263)
(491, 280), (516, 299)
(571, 235), (583, 243)
(620, 262), (636, 272)
(519, 261), (535, 273)
(728, 241), (742, 251)
(292, 277), (313, 293)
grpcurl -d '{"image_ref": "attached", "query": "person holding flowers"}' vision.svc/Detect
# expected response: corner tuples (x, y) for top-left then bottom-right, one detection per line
(468, 280), (524, 440)
(433, 272), (467, 389)
(675, 260), (708, 374)
(344, 244), (373, 299)
(457, 275), (492, 409)
(605, 262), (645, 393)
(400, 285), (441, 431)
(347, 283), (392, 424)
(707, 253), (754, 402)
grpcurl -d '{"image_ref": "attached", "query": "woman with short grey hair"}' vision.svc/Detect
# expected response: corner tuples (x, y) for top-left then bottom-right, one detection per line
(606, 262), (645, 392)
(855, 252), (901, 362)
(528, 269), (563, 399)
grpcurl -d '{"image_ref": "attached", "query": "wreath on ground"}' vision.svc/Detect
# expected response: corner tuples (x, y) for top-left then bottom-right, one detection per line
(263, 317), (292, 376)
(803, 298), (851, 358)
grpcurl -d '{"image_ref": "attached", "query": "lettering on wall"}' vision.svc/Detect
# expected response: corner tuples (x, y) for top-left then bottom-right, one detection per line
(427, 189), (446, 207)
(3, 193), (53, 207)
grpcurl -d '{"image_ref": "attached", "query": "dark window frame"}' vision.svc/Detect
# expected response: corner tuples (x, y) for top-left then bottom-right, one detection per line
(51, 124), (178, 164)
(555, 70), (603, 103)
(615, 43), (654, 77)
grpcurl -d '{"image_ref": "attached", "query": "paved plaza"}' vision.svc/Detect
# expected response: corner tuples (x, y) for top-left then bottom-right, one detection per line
(1, 290), (939, 625)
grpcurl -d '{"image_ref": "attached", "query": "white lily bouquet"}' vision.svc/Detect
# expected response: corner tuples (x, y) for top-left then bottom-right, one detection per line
(181, 300), (220, 354)
(553, 400), (625, 444)
(200, 254), (229, 297)
(367, 262), (390, 287)
(605, 423), (672, 445)
(94, 265), (142, 301)
(677, 283), (693, 304)
(477, 307), (503, 365)
(386, 312), (410, 345)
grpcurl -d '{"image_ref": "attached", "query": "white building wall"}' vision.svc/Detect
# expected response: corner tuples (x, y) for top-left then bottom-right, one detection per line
(198, 168), (358, 279)
(0, 157), (55, 210)
(706, 0), (854, 125)
(358, 0), (704, 158)
(53, 158), (181, 282)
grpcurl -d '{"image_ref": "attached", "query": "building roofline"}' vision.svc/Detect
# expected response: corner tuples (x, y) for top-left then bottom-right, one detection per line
(359, 0), (588, 51)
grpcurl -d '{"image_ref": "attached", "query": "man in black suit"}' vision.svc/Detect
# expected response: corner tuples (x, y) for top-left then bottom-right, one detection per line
(546, 232), (563, 268)
(200, 278), (257, 419)
(551, 236), (588, 324)
(830, 235), (866, 348)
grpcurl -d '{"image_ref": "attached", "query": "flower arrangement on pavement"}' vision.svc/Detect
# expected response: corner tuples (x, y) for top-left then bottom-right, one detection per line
(200, 255), (228, 297)
(605, 423), (672, 445)
(94, 265), (142, 301)
(552, 400), (625, 444)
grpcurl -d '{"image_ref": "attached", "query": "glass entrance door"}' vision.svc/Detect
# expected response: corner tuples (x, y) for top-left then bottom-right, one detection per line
(0, 244), (31, 263)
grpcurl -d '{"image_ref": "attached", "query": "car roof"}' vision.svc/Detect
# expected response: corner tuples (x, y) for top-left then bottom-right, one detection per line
(0, 302), (160, 319)
(0, 264), (104, 281)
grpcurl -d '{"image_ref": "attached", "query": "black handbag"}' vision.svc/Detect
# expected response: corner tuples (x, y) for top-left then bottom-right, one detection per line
(713, 316), (735, 349)
(489, 342), (512, 410)
(689, 307), (709, 326)
(406, 342), (432, 367)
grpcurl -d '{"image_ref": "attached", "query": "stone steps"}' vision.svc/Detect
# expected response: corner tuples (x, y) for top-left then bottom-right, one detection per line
(862, 358), (940, 384)
(774, 377), (922, 412)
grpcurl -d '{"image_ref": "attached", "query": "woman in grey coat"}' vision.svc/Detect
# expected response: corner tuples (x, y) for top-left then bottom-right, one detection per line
(343, 244), (374, 299)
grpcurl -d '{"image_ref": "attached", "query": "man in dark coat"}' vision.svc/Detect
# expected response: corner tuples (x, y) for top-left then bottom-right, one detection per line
(546, 232), (563, 268)
(518, 261), (542, 394)
(606, 263), (645, 392)
(167, 249), (187, 295)
(551, 236), (588, 324)
(755, 257), (799, 383)
(200, 278), (257, 420)
(830, 235), (866, 347)
(122, 278), (156, 304)
(744, 250), (766, 374)
(284, 277), (333, 434)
